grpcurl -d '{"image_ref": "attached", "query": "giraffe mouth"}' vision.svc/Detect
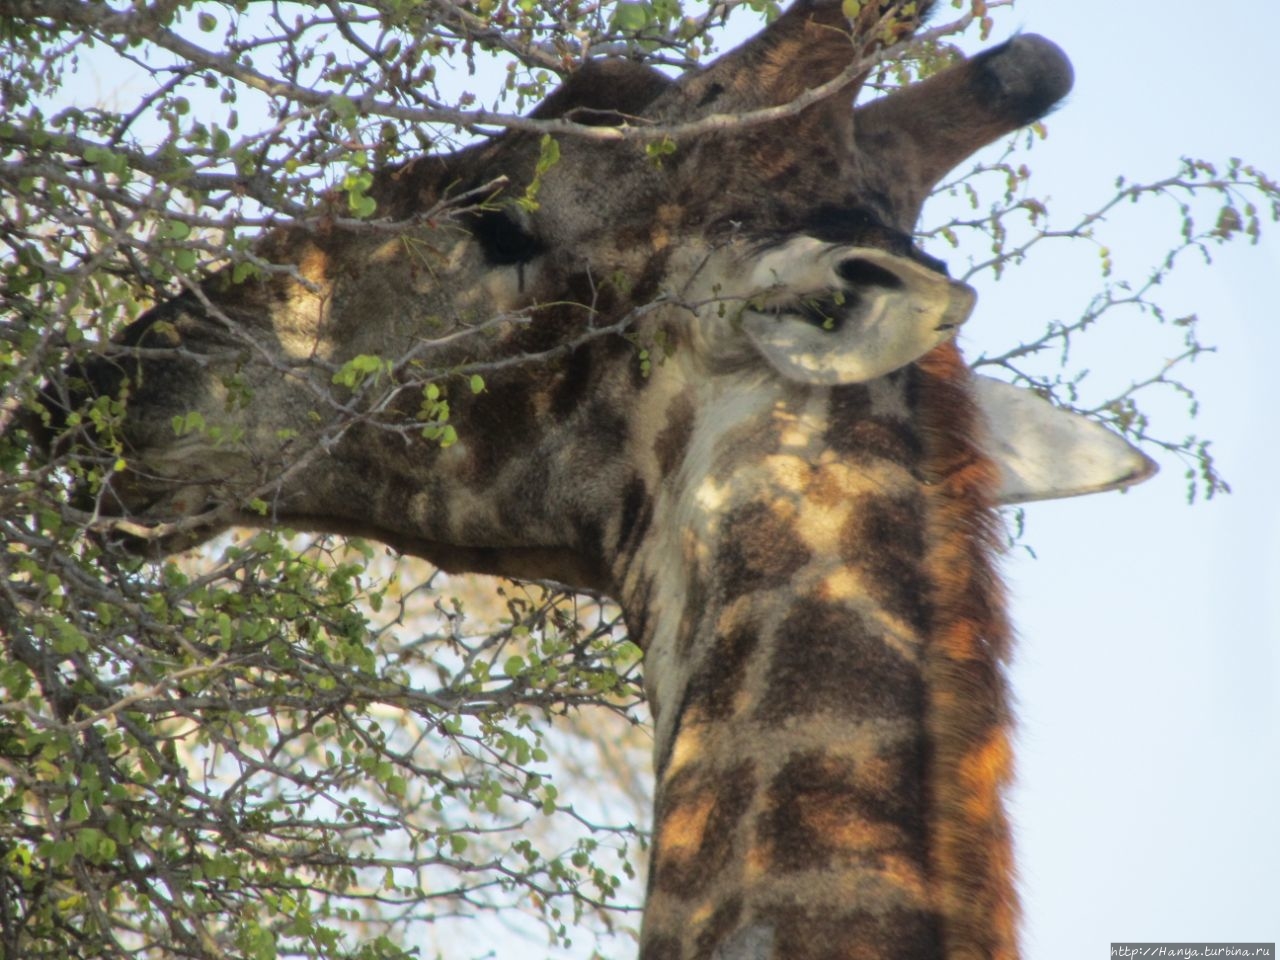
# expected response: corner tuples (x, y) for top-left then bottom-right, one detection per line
(784, 293), (864, 333)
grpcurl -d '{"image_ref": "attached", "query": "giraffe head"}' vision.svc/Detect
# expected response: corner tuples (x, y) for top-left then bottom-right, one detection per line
(46, 0), (1148, 571)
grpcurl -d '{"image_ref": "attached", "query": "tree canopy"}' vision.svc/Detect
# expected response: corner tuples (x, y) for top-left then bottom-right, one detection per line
(1, 2), (1276, 959)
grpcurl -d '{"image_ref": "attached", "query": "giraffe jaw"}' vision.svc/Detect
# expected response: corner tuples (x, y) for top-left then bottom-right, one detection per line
(80, 473), (235, 557)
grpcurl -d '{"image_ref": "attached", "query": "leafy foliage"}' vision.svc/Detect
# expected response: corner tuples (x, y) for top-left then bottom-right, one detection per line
(0, 2), (1276, 959)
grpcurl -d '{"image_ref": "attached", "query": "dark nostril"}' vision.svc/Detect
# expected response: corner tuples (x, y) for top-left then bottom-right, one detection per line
(837, 258), (905, 290)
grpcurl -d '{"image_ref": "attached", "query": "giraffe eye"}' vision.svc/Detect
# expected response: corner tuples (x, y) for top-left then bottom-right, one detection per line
(467, 209), (545, 266)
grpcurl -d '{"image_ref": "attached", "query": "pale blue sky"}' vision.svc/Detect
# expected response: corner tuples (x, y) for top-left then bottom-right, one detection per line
(972, 1), (1280, 953)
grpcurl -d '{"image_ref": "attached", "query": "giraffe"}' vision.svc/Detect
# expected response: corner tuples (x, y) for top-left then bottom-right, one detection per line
(44, 2), (1157, 958)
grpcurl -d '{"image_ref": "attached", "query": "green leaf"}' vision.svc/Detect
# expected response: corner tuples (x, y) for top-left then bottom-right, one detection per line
(613, 2), (651, 32)
(350, 192), (377, 218)
(330, 94), (358, 120)
(518, 135), (561, 211)
(644, 136), (677, 167)
(333, 354), (386, 388)
(159, 219), (191, 241)
(171, 410), (206, 436)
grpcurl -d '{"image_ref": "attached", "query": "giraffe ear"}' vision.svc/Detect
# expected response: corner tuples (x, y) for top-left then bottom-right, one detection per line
(974, 376), (1158, 503)
(741, 247), (977, 385)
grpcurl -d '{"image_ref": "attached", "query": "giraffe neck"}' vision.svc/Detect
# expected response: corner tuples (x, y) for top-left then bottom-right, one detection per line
(616, 344), (1015, 960)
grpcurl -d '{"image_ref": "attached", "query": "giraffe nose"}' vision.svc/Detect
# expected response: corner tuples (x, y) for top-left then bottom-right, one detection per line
(34, 303), (196, 460)
(835, 257), (906, 291)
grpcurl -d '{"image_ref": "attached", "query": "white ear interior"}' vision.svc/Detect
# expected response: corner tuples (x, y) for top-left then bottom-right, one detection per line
(974, 375), (1158, 503)
(739, 245), (976, 385)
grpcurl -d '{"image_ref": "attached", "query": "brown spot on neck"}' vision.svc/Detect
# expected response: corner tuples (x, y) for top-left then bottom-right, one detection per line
(654, 390), (697, 477)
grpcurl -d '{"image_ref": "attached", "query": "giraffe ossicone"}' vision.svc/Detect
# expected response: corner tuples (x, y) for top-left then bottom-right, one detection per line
(46, 2), (1153, 958)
